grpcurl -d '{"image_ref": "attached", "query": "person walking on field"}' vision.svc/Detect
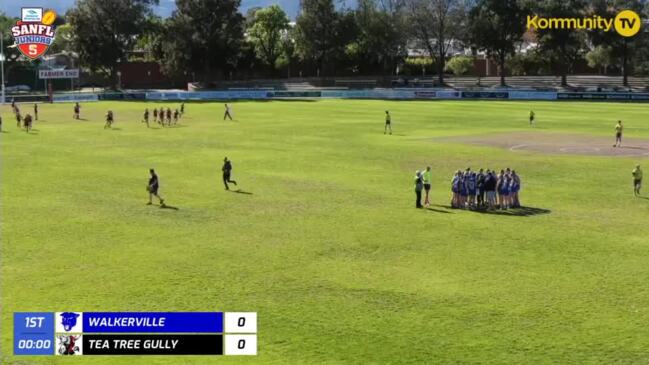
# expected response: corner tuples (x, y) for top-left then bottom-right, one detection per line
(614, 120), (623, 147)
(224, 104), (233, 121)
(384, 111), (392, 135)
(34, 103), (38, 121)
(222, 157), (238, 190)
(632, 164), (642, 197)
(73, 102), (81, 119)
(422, 166), (432, 206)
(147, 169), (166, 206)
(15, 107), (22, 127)
(529, 110), (535, 126)
(414, 171), (424, 209)
(23, 113), (33, 132)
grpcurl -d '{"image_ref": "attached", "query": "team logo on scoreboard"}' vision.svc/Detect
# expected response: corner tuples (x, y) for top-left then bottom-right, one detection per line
(56, 335), (82, 355)
(10, 8), (58, 60)
(56, 312), (83, 332)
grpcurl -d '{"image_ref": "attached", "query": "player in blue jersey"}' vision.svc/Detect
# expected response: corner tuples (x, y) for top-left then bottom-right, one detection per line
(459, 171), (468, 209)
(511, 170), (521, 208)
(500, 172), (511, 209)
(451, 171), (460, 208)
(467, 172), (477, 208)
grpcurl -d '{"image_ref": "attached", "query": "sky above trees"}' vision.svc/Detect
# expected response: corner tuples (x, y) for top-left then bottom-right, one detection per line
(0, 0), (357, 19)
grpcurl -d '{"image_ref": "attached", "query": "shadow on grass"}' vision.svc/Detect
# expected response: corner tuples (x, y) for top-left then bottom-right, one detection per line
(160, 204), (180, 210)
(619, 146), (649, 151)
(638, 196), (649, 200)
(425, 207), (453, 214)
(228, 189), (253, 195)
(438, 205), (551, 217)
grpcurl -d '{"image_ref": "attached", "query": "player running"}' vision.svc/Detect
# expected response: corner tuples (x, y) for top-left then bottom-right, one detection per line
(15, 107), (22, 127)
(153, 108), (158, 122)
(73, 102), (81, 119)
(173, 109), (179, 124)
(614, 120), (623, 147)
(384, 111), (392, 135)
(529, 110), (535, 126)
(104, 110), (114, 129)
(222, 157), (238, 190)
(23, 113), (33, 132)
(158, 107), (165, 125)
(0, 115), (3, 132)
(223, 103), (234, 120)
(632, 164), (642, 196)
(147, 169), (166, 206)
(142, 108), (150, 127)
(180, 102), (185, 116)
(34, 103), (38, 121)
(166, 108), (172, 126)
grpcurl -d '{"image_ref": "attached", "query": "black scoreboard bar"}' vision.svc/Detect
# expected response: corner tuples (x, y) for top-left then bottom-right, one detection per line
(83, 334), (223, 355)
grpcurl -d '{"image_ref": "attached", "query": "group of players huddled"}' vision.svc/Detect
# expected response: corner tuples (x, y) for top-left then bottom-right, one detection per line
(451, 168), (522, 210)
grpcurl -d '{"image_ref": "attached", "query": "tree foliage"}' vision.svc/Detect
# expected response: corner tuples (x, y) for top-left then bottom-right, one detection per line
(248, 5), (290, 74)
(468, 0), (527, 86)
(67, 0), (157, 87)
(405, 0), (468, 84)
(154, 0), (244, 81)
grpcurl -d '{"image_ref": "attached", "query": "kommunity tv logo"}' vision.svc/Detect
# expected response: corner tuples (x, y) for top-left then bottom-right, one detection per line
(527, 10), (642, 37)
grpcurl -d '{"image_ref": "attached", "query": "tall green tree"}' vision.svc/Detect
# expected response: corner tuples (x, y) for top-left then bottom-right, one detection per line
(586, 45), (613, 75)
(533, 0), (587, 86)
(405, 0), (468, 84)
(67, 0), (158, 88)
(587, 0), (646, 86)
(49, 24), (75, 54)
(0, 13), (22, 87)
(348, 0), (407, 75)
(468, 0), (527, 86)
(154, 0), (244, 81)
(295, 0), (353, 76)
(248, 5), (290, 75)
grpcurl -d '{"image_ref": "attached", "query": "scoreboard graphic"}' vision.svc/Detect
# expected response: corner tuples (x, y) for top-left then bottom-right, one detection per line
(14, 312), (257, 356)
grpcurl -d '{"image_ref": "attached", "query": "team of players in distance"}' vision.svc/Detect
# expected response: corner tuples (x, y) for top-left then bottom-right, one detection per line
(0, 102), (644, 207)
(1, 101), (189, 131)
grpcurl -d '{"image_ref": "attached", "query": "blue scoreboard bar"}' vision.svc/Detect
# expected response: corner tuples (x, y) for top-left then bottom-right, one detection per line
(83, 312), (223, 333)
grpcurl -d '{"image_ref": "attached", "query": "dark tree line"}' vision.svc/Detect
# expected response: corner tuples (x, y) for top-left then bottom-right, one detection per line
(5, 0), (647, 87)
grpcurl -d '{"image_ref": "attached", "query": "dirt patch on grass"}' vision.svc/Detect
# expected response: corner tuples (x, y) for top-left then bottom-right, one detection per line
(438, 132), (649, 157)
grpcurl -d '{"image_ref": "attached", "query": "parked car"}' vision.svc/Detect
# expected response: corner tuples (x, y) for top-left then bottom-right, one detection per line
(5, 85), (31, 92)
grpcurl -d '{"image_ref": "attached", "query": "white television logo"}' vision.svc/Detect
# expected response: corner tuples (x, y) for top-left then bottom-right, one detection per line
(21, 8), (43, 22)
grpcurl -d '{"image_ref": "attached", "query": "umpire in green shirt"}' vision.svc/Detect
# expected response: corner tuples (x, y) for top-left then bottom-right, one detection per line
(633, 164), (642, 196)
(422, 166), (432, 206)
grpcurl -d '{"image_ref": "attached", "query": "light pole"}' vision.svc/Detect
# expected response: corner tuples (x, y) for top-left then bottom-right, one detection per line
(1, 31), (5, 105)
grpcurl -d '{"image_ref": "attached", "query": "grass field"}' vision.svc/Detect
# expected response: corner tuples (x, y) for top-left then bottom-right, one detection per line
(1, 99), (649, 364)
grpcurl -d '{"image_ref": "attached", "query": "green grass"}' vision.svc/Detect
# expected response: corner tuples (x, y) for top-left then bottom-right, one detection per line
(1, 99), (649, 364)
